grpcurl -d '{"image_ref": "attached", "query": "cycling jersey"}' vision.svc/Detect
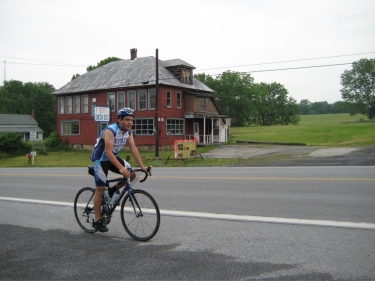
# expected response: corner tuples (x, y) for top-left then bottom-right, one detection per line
(91, 123), (132, 161)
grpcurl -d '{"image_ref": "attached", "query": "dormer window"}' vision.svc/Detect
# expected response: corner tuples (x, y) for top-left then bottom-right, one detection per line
(164, 59), (195, 85)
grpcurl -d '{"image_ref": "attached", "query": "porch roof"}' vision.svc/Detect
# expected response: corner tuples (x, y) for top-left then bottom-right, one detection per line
(185, 112), (229, 119)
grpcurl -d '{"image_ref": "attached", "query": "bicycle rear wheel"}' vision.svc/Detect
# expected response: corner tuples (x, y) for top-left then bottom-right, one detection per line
(74, 187), (96, 233)
(120, 189), (160, 241)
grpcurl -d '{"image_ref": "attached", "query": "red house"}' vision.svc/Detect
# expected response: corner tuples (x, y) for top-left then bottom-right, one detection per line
(53, 49), (230, 149)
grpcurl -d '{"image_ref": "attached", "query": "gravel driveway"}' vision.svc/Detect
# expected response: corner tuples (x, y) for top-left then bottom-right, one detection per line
(200, 145), (375, 166)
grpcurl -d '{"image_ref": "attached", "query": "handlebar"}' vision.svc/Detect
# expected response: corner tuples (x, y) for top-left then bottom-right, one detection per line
(131, 166), (152, 183)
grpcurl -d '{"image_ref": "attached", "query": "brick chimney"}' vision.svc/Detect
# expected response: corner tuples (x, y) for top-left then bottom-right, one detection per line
(31, 109), (35, 119)
(130, 48), (137, 60)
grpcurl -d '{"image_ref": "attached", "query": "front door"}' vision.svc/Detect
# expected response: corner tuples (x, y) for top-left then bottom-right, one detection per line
(194, 122), (199, 142)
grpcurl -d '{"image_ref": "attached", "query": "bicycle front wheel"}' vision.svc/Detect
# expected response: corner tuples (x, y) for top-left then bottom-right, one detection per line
(120, 189), (160, 241)
(74, 187), (96, 233)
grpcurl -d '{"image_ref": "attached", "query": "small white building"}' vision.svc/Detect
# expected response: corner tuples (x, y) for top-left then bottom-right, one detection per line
(0, 114), (44, 141)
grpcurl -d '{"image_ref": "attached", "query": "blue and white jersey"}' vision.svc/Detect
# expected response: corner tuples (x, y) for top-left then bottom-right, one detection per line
(90, 123), (131, 161)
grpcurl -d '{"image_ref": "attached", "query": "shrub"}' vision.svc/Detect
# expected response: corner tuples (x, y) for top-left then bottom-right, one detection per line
(0, 133), (31, 155)
(44, 132), (64, 148)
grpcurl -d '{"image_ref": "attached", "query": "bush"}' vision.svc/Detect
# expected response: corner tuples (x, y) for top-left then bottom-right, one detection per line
(0, 133), (31, 155)
(44, 132), (65, 148)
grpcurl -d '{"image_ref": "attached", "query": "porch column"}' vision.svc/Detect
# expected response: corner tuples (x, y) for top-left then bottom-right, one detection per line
(211, 119), (213, 144)
(203, 117), (206, 144)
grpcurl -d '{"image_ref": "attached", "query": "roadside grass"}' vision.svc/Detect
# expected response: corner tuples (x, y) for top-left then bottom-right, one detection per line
(230, 113), (375, 146)
(1, 113), (374, 168)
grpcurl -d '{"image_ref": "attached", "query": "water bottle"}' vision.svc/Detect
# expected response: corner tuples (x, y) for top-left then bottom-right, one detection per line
(103, 190), (110, 204)
(110, 190), (120, 205)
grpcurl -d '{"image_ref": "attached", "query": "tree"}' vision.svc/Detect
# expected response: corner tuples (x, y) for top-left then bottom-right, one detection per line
(340, 58), (375, 120)
(298, 99), (311, 115)
(252, 82), (299, 126)
(86, 57), (122, 72)
(214, 71), (255, 126)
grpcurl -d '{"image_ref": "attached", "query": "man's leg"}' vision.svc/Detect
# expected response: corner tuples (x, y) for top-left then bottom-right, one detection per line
(92, 160), (109, 232)
(94, 186), (105, 222)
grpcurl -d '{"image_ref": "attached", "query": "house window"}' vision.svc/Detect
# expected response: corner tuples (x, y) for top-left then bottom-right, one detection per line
(66, 96), (72, 114)
(73, 96), (80, 114)
(58, 97), (64, 114)
(91, 97), (96, 116)
(200, 98), (206, 111)
(138, 90), (146, 110)
(108, 92), (115, 111)
(148, 89), (156, 110)
(133, 118), (154, 135)
(167, 118), (184, 135)
(166, 91), (171, 108)
(117, 92), (125, 110)
(62, 120), (80, 135)
(177, 92), (181, 108)
(128, 91), (136, 110)
(82, 95), (88, 113)
(98, 122), (108, 136)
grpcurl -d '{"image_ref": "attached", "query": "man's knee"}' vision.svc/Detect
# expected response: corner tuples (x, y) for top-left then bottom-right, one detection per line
(95, 186), (105, 194)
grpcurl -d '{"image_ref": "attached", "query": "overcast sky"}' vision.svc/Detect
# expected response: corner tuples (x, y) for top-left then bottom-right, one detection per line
(1, 0), (374, 103)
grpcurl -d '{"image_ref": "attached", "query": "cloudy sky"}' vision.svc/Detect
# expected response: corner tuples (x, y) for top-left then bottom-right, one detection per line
(1, 0), (374, 103)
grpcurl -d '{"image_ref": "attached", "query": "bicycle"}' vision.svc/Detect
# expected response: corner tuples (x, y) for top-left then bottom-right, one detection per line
(74, 165), (160, 241)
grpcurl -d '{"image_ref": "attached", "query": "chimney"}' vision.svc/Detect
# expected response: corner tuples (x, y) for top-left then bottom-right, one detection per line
(31, 109), (35, 119)
(130, 48), (137, 60)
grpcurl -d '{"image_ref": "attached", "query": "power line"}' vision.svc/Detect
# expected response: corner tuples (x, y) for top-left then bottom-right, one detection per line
(207, 62), (353, 77)
(196, 51), (375, 72)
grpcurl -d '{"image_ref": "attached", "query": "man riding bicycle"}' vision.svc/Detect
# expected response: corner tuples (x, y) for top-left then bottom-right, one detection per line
(90, 107), (148, 232)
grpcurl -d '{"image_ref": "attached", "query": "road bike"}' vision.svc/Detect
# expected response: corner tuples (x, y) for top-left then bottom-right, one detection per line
(74, 166), (160, 241)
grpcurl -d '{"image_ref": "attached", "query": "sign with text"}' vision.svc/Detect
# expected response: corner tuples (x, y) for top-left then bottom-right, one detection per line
(94, 106), (110, 122)
(174, 139), (197, 159)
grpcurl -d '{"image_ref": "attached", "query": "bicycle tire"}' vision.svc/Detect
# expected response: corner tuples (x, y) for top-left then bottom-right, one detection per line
(120, 189), (160, 241)
(74, 187), (97, 233)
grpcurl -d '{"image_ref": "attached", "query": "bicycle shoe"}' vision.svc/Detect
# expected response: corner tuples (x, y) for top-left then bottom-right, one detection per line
(92, 219), (108, 232)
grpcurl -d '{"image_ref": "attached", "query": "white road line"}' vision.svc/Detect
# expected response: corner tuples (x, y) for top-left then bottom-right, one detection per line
(1, 197), (374, 230)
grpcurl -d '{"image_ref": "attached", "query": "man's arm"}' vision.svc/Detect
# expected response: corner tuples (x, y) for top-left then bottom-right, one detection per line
(127, 133), (148, 173)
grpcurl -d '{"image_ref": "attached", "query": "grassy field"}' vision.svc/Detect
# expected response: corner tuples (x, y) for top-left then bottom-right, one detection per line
(230, 113), (375, 146)
(1, 113), (374, 168)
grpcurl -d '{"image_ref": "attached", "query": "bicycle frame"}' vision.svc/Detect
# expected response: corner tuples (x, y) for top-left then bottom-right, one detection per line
(105, 177), (138, 216)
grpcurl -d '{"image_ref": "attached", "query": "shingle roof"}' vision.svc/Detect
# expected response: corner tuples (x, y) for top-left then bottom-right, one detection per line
(53, 56), (214, 95)
(0, 114), (43, 133)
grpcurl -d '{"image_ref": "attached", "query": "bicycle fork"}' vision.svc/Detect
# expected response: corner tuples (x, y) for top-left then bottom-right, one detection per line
(128, 192), (143, 217)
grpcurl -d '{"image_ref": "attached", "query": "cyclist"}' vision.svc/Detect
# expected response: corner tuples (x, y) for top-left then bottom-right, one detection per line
(90, 107), (148, 232)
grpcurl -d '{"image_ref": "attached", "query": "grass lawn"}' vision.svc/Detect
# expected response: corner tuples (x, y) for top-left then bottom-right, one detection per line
(230, 113), (375, 146)
(1, 113), (374, 168)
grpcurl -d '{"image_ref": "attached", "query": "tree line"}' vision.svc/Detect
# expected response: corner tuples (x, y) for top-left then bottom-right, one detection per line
(195, 58), (375, 124)
(0, 80), (56, 137)
(297, 100), (349, 115)
(195, 71), (300, 126)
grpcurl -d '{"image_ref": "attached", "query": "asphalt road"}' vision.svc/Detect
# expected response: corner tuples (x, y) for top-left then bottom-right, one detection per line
(1, 167), (375, 280)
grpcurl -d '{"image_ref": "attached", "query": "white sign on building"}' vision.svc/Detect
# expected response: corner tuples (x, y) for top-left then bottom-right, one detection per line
(94, 106), (110, 122)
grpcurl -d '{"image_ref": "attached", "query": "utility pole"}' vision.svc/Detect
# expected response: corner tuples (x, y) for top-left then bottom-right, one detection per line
(3, 60), (6, 82)
(155, 49), (159, 157)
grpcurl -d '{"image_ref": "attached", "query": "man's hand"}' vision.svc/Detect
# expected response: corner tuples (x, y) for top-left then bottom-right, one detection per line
(119, 166), (131, 178)
(141, 165), (150, 175)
